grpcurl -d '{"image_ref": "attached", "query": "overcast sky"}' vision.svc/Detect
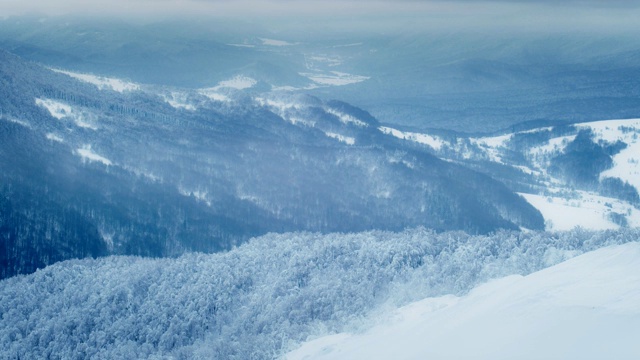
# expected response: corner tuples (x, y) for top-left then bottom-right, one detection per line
(2, 0), (640, 32)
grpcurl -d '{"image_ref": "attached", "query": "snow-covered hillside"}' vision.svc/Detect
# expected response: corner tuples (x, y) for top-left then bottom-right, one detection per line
(380, 119), (640, 231)
(1, 228), (638, 359)
(287, 241), (640, 360)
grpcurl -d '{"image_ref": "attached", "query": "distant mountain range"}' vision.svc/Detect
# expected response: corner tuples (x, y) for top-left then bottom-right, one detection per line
(3, 16), (640, 133)
(0, 49), (545, 278)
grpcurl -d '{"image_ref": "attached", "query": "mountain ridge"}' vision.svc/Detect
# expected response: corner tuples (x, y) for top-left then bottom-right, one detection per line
(0, 49), (544, 278)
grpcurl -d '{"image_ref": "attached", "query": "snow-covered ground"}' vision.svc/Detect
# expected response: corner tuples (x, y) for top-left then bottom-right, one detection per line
(325, 131), (355, 145)
(379, 126), (445, 151)
(51, 69), (140, 93)
(35, 98), (72, 120)
(35, 98), (97, 129)
(287, 242), (640, 360)
(326, 108), (368, 127)
(77, 145), (112, 166)
(255, 96), (305, 119)
(519, 192), (640, 231)
(582, 119), (640, 194)
(161, 92), (197, 111)
(379, 119), (640, 231)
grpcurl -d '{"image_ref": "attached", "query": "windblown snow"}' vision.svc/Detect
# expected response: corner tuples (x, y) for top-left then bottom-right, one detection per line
(287, 242), (640, 360)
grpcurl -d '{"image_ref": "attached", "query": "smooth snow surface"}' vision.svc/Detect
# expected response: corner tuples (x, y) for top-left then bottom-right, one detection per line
(287, 242), (640, 360)
(52, 69), (140, 92)
(519, 192), (640, 231)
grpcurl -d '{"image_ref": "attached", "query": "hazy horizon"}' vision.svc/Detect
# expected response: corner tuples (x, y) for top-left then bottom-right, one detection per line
(2, 1), (640, 35)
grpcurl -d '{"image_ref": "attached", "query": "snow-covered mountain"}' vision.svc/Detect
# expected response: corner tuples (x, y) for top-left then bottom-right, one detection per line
(287, 241), (640, 360)
(0, 49), (544, 278)
(380, 119), (640, 231)
(2, 16), (640, 360)
(5, 17), (640, 134)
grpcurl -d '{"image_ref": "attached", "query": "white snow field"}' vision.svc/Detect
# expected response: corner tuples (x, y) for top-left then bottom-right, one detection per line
(519, 192), (640, 231)
(287, 241), (640, 360)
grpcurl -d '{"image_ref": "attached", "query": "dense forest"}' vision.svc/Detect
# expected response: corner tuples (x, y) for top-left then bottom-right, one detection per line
(1, 227), (637, 359)
(0, 49), (545, 278)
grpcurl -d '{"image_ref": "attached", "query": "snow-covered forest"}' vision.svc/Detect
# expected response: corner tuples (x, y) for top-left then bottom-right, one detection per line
(2, 227), (638, 359)
(2, 2), (640, 359)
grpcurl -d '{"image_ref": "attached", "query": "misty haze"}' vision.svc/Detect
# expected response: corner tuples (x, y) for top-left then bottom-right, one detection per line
(1, 1), (640, 359)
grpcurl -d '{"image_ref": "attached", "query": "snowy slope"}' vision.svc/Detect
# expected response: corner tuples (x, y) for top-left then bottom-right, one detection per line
(581, 119), (640, 192)
(519, 191), (640, 231)
(287, 242), (640, 360)
(378, 119), (640, 231)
